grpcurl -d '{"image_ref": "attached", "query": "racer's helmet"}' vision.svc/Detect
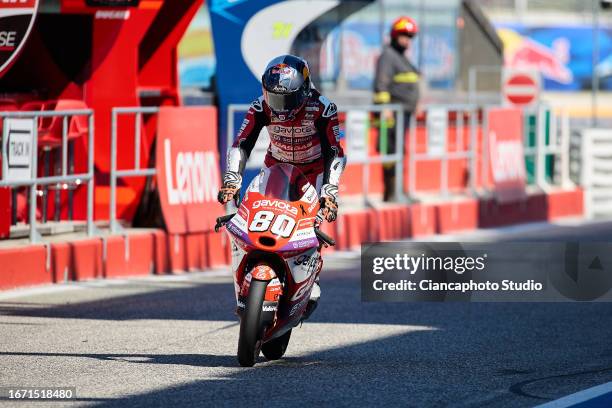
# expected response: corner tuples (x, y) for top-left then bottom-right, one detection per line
(261, 54), (311, 116)
(390, 16), (419, 38)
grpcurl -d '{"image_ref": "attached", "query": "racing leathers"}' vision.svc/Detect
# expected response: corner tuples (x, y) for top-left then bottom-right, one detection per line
(222, 88), (346, 223)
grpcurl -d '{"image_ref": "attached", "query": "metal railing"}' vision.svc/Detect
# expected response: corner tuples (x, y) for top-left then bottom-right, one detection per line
(521, 105), (572, 192)
(228, 101), (574, 205)
(341, 104), (405, 205)
(227, 103), (406, 206)
(408, 105), (479, 199)
(109, 107), (159, 233)
(0, 109), (95, 242)
(573, 128), (612, 218)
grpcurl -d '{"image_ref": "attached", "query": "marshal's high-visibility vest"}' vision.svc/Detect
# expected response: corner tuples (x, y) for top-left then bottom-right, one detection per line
(373, 45), (420, 112)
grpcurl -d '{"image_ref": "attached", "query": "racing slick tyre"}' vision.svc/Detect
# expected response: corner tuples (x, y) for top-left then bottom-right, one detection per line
(262, 329), (292, 360)
(237, 279), (268, 367)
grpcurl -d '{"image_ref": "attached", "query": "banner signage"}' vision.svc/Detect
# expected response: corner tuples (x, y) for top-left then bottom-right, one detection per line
(426, 107), (448, 157)
(345, 110), (368, 163)
(487, 107), (527, 203)
(156, 107), (223, 234)
(2, 118), (35, 182)
(0, 0), (39, 78)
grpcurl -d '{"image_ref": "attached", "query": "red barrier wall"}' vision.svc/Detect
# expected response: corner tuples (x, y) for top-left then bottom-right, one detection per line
(341, 112), (490, 198)
(0, 188), (584, 292)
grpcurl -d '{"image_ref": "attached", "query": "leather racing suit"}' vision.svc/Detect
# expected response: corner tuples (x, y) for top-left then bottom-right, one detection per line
(226, 88), (346, 208)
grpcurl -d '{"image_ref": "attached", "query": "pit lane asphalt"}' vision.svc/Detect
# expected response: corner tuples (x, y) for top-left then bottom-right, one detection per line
(0, 220), (611, 407)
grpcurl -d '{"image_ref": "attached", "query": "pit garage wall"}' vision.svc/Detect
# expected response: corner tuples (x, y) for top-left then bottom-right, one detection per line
(0, 0), (203, 221)
(458, 0), (504, 93)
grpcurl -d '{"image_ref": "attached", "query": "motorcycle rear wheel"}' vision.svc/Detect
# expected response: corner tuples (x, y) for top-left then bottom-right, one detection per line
(237, 279), (268, 367)
(262, 329), (292, 360)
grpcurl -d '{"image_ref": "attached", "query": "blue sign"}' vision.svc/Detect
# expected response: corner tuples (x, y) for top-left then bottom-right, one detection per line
(496, 24), (612, 91)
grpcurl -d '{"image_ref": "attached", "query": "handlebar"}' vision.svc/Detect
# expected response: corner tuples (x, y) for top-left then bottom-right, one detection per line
(214, 213), (235, 232)
(215, 212), (335, 247)
(314, 228), (336, 247)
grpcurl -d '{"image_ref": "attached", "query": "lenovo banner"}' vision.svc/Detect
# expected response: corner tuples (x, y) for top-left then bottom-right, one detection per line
(487, 107), (527, 203)
(156, 107), (223, 234)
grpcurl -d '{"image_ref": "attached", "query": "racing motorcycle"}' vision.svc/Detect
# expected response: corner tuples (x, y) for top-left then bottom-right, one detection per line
(215, 163), (335, 367)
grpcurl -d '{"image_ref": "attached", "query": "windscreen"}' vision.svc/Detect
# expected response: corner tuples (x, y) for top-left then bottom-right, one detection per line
(252, 163), (313, 202)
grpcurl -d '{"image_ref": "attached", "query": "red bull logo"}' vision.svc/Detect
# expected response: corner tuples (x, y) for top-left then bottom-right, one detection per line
(498, 28), (573, 85)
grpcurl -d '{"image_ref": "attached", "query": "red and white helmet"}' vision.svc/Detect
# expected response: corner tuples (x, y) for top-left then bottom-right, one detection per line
(390, 16), (419, 38)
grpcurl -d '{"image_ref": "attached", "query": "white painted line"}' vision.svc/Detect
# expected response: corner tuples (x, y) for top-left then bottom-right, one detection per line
(534, 382), (612, 408)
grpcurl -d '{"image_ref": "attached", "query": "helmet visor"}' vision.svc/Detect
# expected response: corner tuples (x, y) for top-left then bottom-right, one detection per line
(264, 89), (305, 114)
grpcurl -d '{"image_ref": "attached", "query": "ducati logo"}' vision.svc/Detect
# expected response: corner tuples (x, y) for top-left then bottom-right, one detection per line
(0, 0), (39, 78)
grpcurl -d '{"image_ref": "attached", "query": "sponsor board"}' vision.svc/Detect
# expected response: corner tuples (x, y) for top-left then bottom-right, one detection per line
(487, 108), (526, 203)
(2, 118), (35, 182)
(426, 107), (448, 157)
(0, 0), (39, 78)
(156, 107), (223, 233)
(345, 110), (368, 163)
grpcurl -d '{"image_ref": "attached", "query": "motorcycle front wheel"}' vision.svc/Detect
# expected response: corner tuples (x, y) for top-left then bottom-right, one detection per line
(237, 279), (268, 367)
(262, 329), (292, 360)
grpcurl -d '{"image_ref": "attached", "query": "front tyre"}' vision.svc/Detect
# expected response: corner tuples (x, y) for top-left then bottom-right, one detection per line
(237, 279), (268, 367)
(262, 329), (292, 360)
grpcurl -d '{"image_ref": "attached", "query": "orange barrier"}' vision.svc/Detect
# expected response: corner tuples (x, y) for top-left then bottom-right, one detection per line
(410, 204), (437, 237)
(436, 200), (479, 234)
(0, 188), (584, 291)
(205, 232), (229, 268)
(127, 233), (155, 276)
(168, 234), (187, 274)
(71, 239), (103, 281)
(103, 233), (156, 278)
(0, 245), (49, 290)
(344, 211), (369, 250)
(153, 230), (169, 274)
(547, 189), (584, 219)
(186, 233), (206, 272)
(50, 242), (71, 283)
(105, 236), (127, 278)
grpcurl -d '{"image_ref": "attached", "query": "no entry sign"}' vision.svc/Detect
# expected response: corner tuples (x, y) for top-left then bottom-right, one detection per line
(502, 69), (540, 107)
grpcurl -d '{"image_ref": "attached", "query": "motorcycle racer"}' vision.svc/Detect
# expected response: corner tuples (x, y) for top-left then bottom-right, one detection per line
(218, 54), (346, 316)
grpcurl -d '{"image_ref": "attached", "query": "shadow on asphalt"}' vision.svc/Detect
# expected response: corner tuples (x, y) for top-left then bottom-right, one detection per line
(0, 281), (238, 322)
(0, 351), (239, 368)
(2, 326), (611, 407)
(2, 261), (612, 406)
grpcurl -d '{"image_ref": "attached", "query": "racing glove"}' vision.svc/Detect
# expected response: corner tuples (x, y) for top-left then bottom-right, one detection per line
(217, 171), (242, 205)
(317, 184), (339, 223)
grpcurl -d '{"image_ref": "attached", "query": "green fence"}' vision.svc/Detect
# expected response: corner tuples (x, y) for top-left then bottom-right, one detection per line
(524, 108), (555, 185)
